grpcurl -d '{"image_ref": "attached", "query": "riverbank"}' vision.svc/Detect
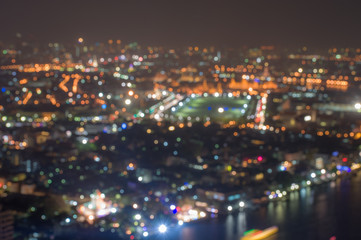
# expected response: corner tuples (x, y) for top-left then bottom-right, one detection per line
(168, 171), (361, 240)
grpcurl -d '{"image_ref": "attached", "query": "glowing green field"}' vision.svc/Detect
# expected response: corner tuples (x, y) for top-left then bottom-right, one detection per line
(173, 97), (252, 122)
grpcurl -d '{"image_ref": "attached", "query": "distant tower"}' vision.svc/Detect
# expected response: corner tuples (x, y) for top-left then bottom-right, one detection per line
(217, 82), (223, 93)
(202, 79), (208, 91)
(263, 66), (270, 79)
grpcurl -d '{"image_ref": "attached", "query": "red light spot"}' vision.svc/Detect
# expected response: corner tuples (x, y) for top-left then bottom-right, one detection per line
(257, 156), (263, 162)
(342, 158), (347, 162)
(130, 235), (134, 240)
(176, 206), (181, 212)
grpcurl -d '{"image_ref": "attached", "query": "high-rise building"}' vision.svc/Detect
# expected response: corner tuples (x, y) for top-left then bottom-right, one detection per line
(0, 208), (13, 240)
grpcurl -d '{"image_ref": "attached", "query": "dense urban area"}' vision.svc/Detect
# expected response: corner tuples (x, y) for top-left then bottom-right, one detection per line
(0, 39), (361, 240)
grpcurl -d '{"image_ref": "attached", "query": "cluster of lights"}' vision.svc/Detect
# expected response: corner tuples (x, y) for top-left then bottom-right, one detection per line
(290, 183), (300, 191)
(176, 207), (207, 222)
(227, 201), (245, 212)
(4, 41), (361, 240)
(268, 190), (288, 200)
(77, 190), (116, 223)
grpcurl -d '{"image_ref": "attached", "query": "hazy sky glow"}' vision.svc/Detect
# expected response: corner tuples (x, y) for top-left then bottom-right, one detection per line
(1, 0), (361, 47)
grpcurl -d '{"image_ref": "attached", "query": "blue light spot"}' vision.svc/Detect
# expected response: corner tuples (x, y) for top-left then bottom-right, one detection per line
(208, 107), (212, 111)
(121, 123), (127, 129)
(101, 104), (107, 109)
(337, 165), (351, 172)
(224, 107), (229, 111)
(1, 88), (5, 93)
(172, 209), (177, 214)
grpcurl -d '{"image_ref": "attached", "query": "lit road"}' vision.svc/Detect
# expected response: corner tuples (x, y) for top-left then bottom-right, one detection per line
(150, 93), (184, 121)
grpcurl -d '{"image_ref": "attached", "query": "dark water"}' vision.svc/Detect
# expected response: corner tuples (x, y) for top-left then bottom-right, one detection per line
(167, 172), (361, 240)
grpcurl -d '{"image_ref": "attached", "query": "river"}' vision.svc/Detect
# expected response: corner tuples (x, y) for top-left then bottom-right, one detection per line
(165, 172), (361, 240)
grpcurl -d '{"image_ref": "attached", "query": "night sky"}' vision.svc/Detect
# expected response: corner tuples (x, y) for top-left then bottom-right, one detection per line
(1, 0), (361, 47)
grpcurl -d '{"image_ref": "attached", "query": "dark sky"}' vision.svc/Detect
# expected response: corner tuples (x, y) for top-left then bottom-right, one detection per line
(1, 0), (361, 47)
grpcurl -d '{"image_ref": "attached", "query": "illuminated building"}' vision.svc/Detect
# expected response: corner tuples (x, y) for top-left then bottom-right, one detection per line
(77, 190), (116, 223)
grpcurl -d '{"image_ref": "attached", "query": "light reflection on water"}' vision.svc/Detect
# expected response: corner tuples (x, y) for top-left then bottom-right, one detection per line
(225, 211), (247, 240)
(225, 214), (234, 240)
(236, 212), (246, 238)
(174, 173), (361, 240)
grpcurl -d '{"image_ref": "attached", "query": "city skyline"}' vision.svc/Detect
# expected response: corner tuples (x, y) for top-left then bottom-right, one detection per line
(1, 1), (361, 240)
